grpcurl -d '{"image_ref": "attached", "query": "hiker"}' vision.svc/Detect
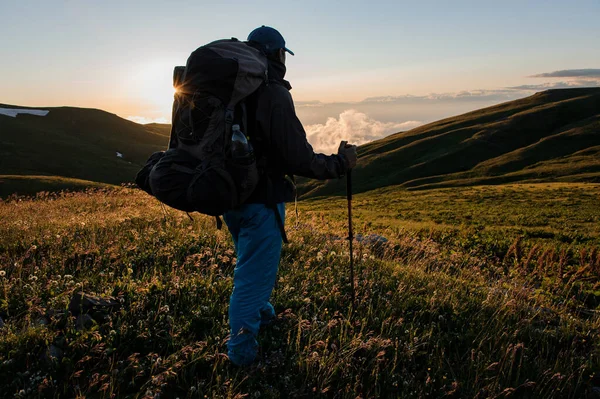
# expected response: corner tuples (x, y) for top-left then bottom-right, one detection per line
(136, 26), (358, 366)
(223, 26), (357, 366)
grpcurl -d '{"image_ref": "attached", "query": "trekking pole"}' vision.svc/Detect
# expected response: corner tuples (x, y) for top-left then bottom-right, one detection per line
(346, 169), (356, 311)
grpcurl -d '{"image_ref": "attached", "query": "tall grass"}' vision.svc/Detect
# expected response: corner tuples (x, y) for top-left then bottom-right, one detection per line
(0, 186), (598, 398)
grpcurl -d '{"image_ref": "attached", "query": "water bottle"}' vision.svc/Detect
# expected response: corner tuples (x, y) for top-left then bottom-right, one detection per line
(231, 124), (254, 162)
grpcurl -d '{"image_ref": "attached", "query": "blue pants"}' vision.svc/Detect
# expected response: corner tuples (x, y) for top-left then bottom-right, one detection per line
(223, 203), (285, 365)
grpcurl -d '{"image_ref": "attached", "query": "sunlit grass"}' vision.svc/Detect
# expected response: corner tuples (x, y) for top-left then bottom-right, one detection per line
(0, 185), (598, 397)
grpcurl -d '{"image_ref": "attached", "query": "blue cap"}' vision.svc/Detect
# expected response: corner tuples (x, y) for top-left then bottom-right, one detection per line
(247, 25), (294, 56)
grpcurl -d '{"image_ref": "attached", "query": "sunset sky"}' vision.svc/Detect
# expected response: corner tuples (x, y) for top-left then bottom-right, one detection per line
(2, 0), (599, 152)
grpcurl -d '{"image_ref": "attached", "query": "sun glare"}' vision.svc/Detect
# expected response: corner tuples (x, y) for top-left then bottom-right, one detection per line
(127, 60), (179, 115)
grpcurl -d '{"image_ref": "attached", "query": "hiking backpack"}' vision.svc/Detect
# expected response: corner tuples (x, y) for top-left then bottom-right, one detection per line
(136, 38), (268, 218)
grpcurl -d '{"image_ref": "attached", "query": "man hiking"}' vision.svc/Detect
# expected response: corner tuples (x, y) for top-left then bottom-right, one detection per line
(224, 25), (357, 366)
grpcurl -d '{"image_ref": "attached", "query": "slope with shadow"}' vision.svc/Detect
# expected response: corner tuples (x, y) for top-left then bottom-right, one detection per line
(0, 104), (170, 187)
(300, 88), (600, 198)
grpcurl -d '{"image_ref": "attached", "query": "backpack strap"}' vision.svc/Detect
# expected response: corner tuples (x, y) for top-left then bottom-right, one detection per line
(286, 174), (299, 227)
(271, 203), (288, 243)
(241, 101), (248, 135)
(265, 174), (289, 244)
(225, 107), (234, 149)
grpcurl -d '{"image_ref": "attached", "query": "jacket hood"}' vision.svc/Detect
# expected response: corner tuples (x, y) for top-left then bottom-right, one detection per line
(268, 59), (292, 90)
(246, 40), (292, 90)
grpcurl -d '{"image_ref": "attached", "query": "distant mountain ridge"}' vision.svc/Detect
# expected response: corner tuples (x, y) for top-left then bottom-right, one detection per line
(300, 88), (600, 198)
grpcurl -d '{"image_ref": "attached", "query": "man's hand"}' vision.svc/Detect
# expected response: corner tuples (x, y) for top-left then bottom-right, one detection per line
(338, 140), (357, 169)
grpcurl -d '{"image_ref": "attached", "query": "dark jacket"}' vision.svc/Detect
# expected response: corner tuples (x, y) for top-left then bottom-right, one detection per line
(245, 59), (349, 204)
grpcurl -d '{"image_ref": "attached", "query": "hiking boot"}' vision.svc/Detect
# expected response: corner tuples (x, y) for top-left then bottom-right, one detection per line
(228, 328), (258, 366)
(260, 302), (276, 327)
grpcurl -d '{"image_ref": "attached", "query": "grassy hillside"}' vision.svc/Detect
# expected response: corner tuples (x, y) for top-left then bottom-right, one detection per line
(0, 104), (169, 189)
(0, 185), (598, 397)
(0, 175), (115, 198)
(306, 182), (600, 247)
(300, 88), (600, 198)
(142, 123), (171, 138)
(3, 88), (599, 199)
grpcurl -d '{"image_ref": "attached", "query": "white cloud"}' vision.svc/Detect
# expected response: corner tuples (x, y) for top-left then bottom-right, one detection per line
(362, 90), (520, 103)
(295, 100), (327, 107)
(295, 90), (529, 126)
(530, 69), (600, 78)
(127, 115), (170, 124)
(506, 80), (600, 91)
(305, 109), (422, 154)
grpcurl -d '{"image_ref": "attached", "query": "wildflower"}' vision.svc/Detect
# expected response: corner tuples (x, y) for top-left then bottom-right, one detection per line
(31, 245), (37, 250)
(64, 275), (73, 280)
(0, 270), (5, 277)
(29, 275), (38, 282)
(127, 268), (133, 274)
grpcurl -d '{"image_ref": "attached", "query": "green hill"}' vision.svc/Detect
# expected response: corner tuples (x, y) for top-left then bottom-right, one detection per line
(0, 175), (114, 198)
(2, 88), (599, 198)
(300, 88), (600, 198)
(0, 104), (169, 193)
(142, 122), (172, 138)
